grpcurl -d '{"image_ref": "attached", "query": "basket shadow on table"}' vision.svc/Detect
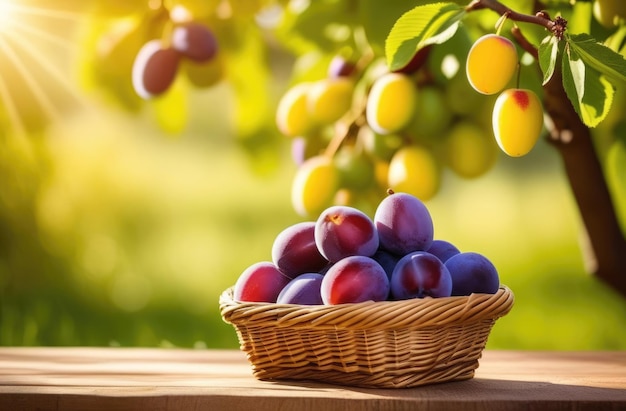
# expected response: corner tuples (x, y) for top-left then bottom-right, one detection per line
(260, 377), (626, 406)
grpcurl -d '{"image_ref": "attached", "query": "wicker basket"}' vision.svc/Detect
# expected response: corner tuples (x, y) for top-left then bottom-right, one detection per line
(219, 285), (514, 388)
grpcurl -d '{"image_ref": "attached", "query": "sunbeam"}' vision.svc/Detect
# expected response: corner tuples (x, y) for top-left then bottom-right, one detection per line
(0, 35), (61, 124)
(0, 0), (85, 135)
(6, 17), (76, 52)
(5, 24), (84, 103)
(0, 1), (83, 22)
(0, 1), (15, 28)
(0, 67), (27, 137)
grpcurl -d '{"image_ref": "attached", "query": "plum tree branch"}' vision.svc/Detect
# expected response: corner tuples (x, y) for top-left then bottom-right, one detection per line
(466, 0), (626, 298)
(511, 26), (538, 60)
(466, 0), (567, 40)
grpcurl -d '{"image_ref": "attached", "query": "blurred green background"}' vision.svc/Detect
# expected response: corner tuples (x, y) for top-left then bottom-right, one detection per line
(1, 0), (625, 350)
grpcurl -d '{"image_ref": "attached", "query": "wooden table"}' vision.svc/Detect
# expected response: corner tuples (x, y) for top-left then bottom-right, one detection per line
(0, 348), (625, 410)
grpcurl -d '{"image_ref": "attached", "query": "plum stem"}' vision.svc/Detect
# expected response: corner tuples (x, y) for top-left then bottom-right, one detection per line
(494, 11), (510, 36)
(323, 109), (365, 158)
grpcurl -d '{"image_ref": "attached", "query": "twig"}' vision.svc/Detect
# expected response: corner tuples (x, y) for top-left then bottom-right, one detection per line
(466, 0), (567, 40)
(511, 26), (539, 60)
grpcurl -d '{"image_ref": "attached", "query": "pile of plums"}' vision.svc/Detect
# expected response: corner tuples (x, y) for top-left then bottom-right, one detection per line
(233, 191), (500, 305)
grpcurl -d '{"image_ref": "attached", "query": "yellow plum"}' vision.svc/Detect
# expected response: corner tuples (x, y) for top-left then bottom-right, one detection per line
(466, 34), (518, 95)
(492, 89), (543, 157)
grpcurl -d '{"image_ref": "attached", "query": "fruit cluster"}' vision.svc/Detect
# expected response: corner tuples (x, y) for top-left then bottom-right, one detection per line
(277, 25), (549, 217)
(465, 34), (544, 157)
(233, 191), (500, 305)
(87, 0), (284, 118)
(132, 15), (221, 99)
(278, 46), (501, 217)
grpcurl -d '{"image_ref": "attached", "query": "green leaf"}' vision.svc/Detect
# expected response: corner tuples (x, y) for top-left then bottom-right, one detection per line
(290, 52), (335, 84)
(274, 1), (358, 55)
(152, 76), (188, 135)
(567, 33), (626, 85)
(385, 2), (465, 72)
(221, 21), (282, 172)
(605, 26), (626, 55)
(359, 0), (419, 56)
(538, 35), (559, 85)
(562, 43), (615, 128)
(567, 0), (592, 35)
(223, 23), (273, 138)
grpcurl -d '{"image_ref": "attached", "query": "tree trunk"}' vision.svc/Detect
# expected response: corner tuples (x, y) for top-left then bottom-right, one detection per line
(543, 66), (626, 297)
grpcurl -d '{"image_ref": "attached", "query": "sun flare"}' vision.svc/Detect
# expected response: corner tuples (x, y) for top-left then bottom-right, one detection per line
(0, 0), (17, 29)
(0, 0), (85, 136)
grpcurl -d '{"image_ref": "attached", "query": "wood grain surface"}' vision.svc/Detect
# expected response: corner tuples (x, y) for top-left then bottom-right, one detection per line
(1, 348), (625, 411)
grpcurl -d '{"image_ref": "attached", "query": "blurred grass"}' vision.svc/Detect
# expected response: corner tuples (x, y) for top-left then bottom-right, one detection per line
(1, 89), (625, 350)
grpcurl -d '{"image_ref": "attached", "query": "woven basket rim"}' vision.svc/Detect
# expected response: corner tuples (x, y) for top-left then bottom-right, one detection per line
(220, 285), (514, 331)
